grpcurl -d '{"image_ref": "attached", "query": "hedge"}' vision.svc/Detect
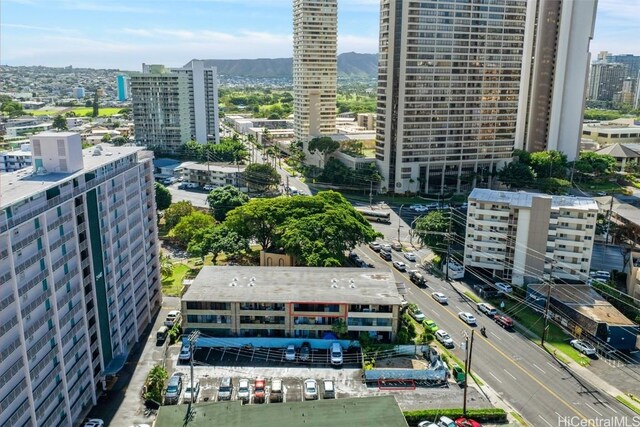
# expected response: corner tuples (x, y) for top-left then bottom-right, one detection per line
(404, 408), (508, 425)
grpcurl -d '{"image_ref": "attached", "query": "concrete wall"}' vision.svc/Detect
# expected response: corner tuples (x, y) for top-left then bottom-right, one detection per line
(260, 250), (294, 267)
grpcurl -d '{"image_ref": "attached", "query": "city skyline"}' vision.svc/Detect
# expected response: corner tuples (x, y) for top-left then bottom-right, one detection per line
(1, 0), (639, 70)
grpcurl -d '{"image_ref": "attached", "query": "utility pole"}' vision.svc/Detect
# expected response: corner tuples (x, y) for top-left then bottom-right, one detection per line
(541, 261), (554, 347)
(604, 195), (614, 245)
(445, 208), (452, 281)
(397, 204), (405, 243)
(462, 330), (475, 417)
(369, 180), (373, 208)
(188, 330), (200, 417)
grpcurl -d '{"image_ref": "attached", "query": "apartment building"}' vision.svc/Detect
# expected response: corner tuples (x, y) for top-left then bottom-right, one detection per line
(293, 0), (337, 165)
(117, 74), (130, 102)
(0, 132), (161, 426)
(182, 267), (402, 342)
(588, 62), (628, 102)
(464, 189), (598, 286)
(130, 60), (219, 153)
(0, 144), (32, 172)
(178, 162), (246, 190)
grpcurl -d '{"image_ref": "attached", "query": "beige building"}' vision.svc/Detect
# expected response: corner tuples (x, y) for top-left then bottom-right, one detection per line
(182, 267), (402, 341)
(293, 0), (337, 166)
(464, 189), (598, 286)
(582, 120), (640, 145)
(177, 162), (246, 190)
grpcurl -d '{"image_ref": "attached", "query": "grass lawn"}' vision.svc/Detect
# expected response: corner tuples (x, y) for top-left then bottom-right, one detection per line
(30, 107), (123, 117)
(578, 181), (624, 193)
(161, 263), (193, 297)
(616, 395), (640, 415)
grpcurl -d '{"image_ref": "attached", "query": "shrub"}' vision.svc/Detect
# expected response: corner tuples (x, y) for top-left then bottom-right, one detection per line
(403, 408), (508, 425)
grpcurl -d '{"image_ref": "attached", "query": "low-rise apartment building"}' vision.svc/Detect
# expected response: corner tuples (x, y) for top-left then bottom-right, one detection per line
(182, 267), (402, 341)
(464, 189), (598, 286)
(177, 161), (246, 190)
(0, 144), (32, 172)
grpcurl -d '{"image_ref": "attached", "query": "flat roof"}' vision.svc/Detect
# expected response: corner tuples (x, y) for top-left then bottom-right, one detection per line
(0, 144), (144, 208)
(155, 396), (408, 427)
(469, 188), (598, 211)
(529, 284), (636, 326)
(185, 266), (402, 305)
(31, 131), (77, 138)
(180, 161), (246, 173)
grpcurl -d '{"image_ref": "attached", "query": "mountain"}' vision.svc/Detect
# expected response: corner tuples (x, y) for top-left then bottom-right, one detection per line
(186, 52), (377, 79)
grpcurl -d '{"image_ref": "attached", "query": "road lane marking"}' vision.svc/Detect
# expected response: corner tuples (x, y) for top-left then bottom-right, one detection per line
(532, 363), (546, 374)
(489, 372), (502, 384)
(546, 362), (561, 372)
(585, 403), (603, 417)
(538, 415), (553, 427)
(490, 332), (502, 341)
(602, 403), (618, 415)
(503, 369), (516, 380)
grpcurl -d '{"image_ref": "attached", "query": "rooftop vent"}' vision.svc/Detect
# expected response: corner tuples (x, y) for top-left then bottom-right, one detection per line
(229, 282), (236, 287)
(331, 283), (339, 288)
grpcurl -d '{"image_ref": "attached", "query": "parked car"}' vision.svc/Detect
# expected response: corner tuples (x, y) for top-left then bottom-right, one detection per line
(348, 252), (359, 262)
(423, 319), (438, 333)
(570, 339), (596, 355)
(369, 242), (381, 252)
(323, 379), (335, 399)
(435, 329), (454, 348)
(303, 379), (318, 400)
(418, 422), (438, 427)
(379, 251), (392, 261)
(237, 378), (250, 403)
(299, 341), (311, 362)
(330, 342), (343, 366)
(473, 283), (498, 298)
(432, 292), (448, 304)
(178, 344), (191, 361)
(285, 344), (296, 361)
(381, 243), (392, 253)
(477, 303), (497, 317)
(494, 282), (513, 293)
(83, 420), (104, 427)
(270, 378), (283, 402)
(409, 270), (427, 286)
(438, 416), (456, 427)
(183, 381), (200, 404)
(404, 252), (417, 262)
(455, 417), (483, 427)
(392, 260), (407, 271)
(409, 305), (426, 322)
(164, 374), (183, 404)
(164, 310), (181, 327)
(458, 312), (477, 325)
(253, 378), (266, 403)
(203, 184), (215, 191)
(494, 315), (514, 329)
(391, 241), (402, 251)
(217, 377), (233, 401)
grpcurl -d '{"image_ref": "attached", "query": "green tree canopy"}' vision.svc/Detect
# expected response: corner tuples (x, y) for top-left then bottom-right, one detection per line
(52, 115), (68, 131)
(244, 163), (281, 192)
(537, 177), (571, 195)
(415, 210), (449, 256)
(0, 100), (24, 117)
(169, 211), (216, 247)
(154, 182), (172, 211)
(573, 152), (617, 177)
(207, 185), (249, 221)
(529, 150), (567, 179)
(92, 92), (99, 117)
(187, 224), (249, 261)
(210, 138), (249, 163)
(111, 136), (128, 146)
(308, 137), (340, 155)
(164, 200), (194, 229)
(498, 161), (536, 189)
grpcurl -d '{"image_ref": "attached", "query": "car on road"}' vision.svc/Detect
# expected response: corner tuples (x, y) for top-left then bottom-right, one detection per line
(381, 243), (392, 253)
(455, 417), (483, 427)
(494, 282), (513, 293)
(391, 241), (402, 251)
(432, 292), (448, 304)
(164, 310), (181, 327)
(423, 319), (438, 333)
(435, 329), (454, 348)
(299, 341), (311, 362)
(83, 420), (104, 427)
(570, 339), (596, 355)
(380, 251), (392, 261)
(253, 378), (266, 403)
(270, 378), (283, 402)
(410, 204), (424, 211)
(183, 381), (200, 404)
(404, 252), (416, 262)
(409, 305), (426, 322)
(164, 374), (183, 405)
(237, 378), (250, 403)
(369, 242), (381, 252)
(178, 344), (191, 361)
(494, 315), (514, 329)
(477, 302), (497, 317)
(331, 342), (343, 366)
(348, 252), (359, 262)
(458, 312), (477, 325)
(218, 377), (233, 401)
(285, 344), (296, 361)
(392, 260), (407, 271)
(409, 270), (427, 286)
(303, 379), (318, 400)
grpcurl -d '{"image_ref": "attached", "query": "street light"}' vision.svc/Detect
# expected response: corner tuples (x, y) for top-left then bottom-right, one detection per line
(397, 204), (405, 243)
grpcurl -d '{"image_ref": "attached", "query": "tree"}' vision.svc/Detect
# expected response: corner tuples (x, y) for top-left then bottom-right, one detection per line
(331, 319), (349, 339)
(537, 177), (571, 195)
(92, 92), (99, 117)
(415, 210), (449, 256)
(169, 211), (216, 247)
(529, 150), (567, 179)
(187, 224), (249, 262)
(143, 365), (168, 406)
(244, 163), (280, 193)
(498, 161), (536, 189)
(111, 136), (128, 146)
(164, 201), (194, 229)
(0, 100), (24, 117)
(52, 115), (68, 131)
(573, 152), (617, 178)
(209, 139), (249, 163)
(181, 140), (205, 161)
(154, 182), (172, 211)
(207, 185), (249, 221)
(308, 137), (340, 156)
(159, 253), (174, 278)
(340, 140), (364, 157)
(101, 133), (111, 142)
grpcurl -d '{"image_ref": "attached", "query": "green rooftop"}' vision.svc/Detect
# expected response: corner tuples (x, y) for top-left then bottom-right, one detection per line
(155, 395), (409, 427)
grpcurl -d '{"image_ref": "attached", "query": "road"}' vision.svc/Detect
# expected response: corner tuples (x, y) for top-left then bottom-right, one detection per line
(356, 213), (636, 426)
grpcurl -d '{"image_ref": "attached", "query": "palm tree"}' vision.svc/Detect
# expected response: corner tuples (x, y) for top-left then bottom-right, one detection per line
(159, 253), (174, 278)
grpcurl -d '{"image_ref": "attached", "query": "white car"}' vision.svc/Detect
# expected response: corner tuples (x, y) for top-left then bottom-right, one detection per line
(303, 379), (318, 400)
(410, 306), (426, 322)
(178, 344), (191, 361)
(495, 282), (513, 293)
(418, 422), (438, 427)
(392, 260), (407, 271)
(164, 310), (181, 327)
(83, 420), (104, 427)
(432, 292), (448, 304)
(203, 184), (215, 191)
(285, 344), (296, 361)
(381, 243), (392, 253)
(330, 342), (343, 366)
(570, 339), (596, 355)
(183, 381), (200, 404)
(458, 312), (477, 325)
(435, 329), (454, 348)
(237, 378), (250, 403)
(404, 252), (416, 262)
(438, 416), (456, 427)
(477, 302), (497, 317)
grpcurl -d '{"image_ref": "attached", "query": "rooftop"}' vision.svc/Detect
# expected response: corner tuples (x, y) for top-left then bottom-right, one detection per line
(528, 284), (636, 326)
(179, 161), (246, 173)
(155, 396), (408, 427)
(34, 131), (78, 138)
(0, 144), (145, 208)
(595, 143), (640, 158)
(184, 266), (402, 305)
(469, 188), (598, 211)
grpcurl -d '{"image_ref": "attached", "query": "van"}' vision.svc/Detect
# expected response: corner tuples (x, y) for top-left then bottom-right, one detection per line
(217, 377), (233, 401)
(288, 186), (298, 195)
(330, 342), (343, 366)
(409, 270), (426, 287)
(322, 380), (335, 399)
(156, 326), (169, 343)
(270, 378), (283, 403)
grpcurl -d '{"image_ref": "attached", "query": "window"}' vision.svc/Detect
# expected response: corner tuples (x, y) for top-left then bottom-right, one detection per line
(42, 279), (48, 292)
(34, 218), (40, 229)
(45, 299), (51, 311)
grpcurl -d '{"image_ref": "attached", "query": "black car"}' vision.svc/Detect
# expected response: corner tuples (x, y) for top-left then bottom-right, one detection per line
(380, 251), (392, 261)
(299, 341), (311, 362)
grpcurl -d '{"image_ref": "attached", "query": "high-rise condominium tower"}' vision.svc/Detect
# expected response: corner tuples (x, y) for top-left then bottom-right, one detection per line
(0, 132), (161, 425)
(130, 60), (220, 153)
(515, 0), (597, 159)
(293, 0), (337, 165)
(376, 0), (528, 194)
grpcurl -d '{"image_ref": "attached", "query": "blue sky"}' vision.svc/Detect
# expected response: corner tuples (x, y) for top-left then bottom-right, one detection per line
(1, 0), (638, 71)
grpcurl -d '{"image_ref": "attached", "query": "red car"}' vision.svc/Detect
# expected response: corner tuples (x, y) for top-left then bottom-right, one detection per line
(494, 315), (514, 329)
(455, 418), (482, 427)
(254, 378), (266, 403)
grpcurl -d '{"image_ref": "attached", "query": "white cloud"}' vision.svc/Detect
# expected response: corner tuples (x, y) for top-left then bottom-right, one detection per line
(0, 23), (79, 35)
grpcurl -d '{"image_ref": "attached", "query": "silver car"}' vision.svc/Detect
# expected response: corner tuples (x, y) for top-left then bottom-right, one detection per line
(458, 311), (477, 325)
(303, 379), (318, 400)
(570, 339), (596, 355)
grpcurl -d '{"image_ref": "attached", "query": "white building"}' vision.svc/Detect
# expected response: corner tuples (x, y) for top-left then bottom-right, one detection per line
(130, 61), (220, 153)
(293, 0), (337, 166)
(0, 144), (32, 172)
(178, 162), (247, 190)
(0, 132), (161, 425)
(464, 189), (598, 286)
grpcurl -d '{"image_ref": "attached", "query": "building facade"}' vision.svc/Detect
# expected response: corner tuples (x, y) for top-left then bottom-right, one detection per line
(116, 74), (130, 102)
(588, 62), (628, 102)
(464, 189), (598, 286)
(514, 0), (597, 160)
(0, 133), (161, 426)
(0, 144), (32, 172)
(293, 0), (337, 165)
(73, 87), (85, 99)
(177, 162), (246, 190)
(130, 60), (220, 153)
(375, 0), (528, 194)
(182, 267), (402, 341)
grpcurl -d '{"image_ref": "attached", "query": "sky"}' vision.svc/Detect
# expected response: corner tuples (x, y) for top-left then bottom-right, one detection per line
(1, 0), (639, 71)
